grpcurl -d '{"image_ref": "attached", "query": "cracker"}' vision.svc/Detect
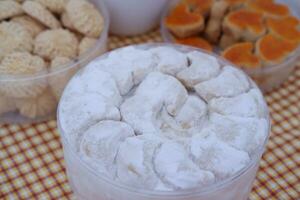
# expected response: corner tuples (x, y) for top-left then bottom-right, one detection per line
(33, 0), (68, 14)
(0, 52), (48, 98)
(66, 0), (104, 37)
(15, 89), (57, 118)
(34, 29), (78, 60)
(0, 0), (24, 21)
(0, 21), (33, 61)
(49, 56), (78, 100)
(61, 12), (75, 30)
(11, 15), (46, 37)
(22, 0), (61, 29)
(79, 37), (97, 56)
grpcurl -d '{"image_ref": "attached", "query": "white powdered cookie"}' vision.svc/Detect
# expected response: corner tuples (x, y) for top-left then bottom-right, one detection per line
(33, 0), (68, 14)
(0, 0), (24, 21)
(190, 134), (250, 179)
(64, 65), (122, 107)
(209, 88), (266, 118)
(150, 46), (188, 76)
(79, 37), (97, 56)
(66, 0), (104, 37)
(154, 141), (215, 190)
(15, 89), (57, 119)
(11, 15), (46, 37)
(80, 120), (135, 176)
(22, 0), (61, 29)
(0, 52), (47, 98)
(34, 29), (78, 60)
(60, 93), (121, 145)
(159, 95), (208, 138)
(48, 56), (77, 100)
(177, 51), (221, 88)
(0, 21), (33, 61)
(195, 66), (250, 101)
(121, 72), (188, 135)
(116, 135), (164, 190)
(208, 113), (268, 153)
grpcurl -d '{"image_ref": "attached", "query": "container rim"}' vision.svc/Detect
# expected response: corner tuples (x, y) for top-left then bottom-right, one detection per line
(0, 0), (110, 82)
(160, 0), (300, 76)
(57, 43), (272, 197)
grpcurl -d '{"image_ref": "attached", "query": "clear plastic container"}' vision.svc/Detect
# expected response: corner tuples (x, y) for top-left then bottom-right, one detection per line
(58, 43), (271, 200)
(160, 0), (300, 92)
(0, 0), (110, 123)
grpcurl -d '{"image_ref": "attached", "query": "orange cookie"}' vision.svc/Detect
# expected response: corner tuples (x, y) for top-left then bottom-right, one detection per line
(256, 34), (298, 66)
(246, 0), (290, 18)
(223, 9), (266, 41)
(176, 37), (213, 52)
(267, 16), (300, 44)
(222, 42), (260, 68)
(165, 3), (204, 38)
(184, 0), (213, 15)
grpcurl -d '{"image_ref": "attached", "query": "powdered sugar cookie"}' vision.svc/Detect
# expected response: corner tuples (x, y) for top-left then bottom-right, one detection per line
(0, 95), (16, 115)
(0, 21), (33, 61)
(0, 52), (47, 98)
(0, 0), (24, 21)
(34, 29), (78, 60)
(66, 0), (104, 37)
(11, 15), (46, 37)
(79, 37), (97, 56)
(15, 89), (57, 119)
(22, 0), (61, 29)
(33, 0), (68, 14)
(49, 56), (78, 100)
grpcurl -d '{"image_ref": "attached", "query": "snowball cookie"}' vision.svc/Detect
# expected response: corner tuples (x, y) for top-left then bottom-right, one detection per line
(154, 141), (215, 190)
(22, 0), (61, 29)
(121, 72), (188, 135)
(190, 134), (250, 179)
(34, 29), (78, 60)
(0, 52), (47, 98)
(0, 21), (33, 61)
(116, 135), (166, 190)
(80, 120), (135, 176)
(195, 66), (250, 101)
(66, 0), (104, 37)
(177, 51), (221, 88)
(0, 0), (24, 21)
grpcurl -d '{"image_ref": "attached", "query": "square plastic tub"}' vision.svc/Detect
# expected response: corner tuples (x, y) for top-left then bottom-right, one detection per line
(58, 43), (271, 200)
(160, 0), (300, 92)
(0, 0), (110, 123)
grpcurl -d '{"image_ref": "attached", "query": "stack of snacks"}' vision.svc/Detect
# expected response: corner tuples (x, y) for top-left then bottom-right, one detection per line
(0, 0), (108, 122)
(163, 0), (300, 91)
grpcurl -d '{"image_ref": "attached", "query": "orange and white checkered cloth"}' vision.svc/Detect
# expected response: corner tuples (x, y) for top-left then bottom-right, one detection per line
(1, 31), (299, 200)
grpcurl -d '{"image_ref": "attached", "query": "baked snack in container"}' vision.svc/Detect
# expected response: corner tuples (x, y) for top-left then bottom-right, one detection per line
(161, 0), (300, 92)
(0, 0), (109, 123)
(58, 43), (270, 200)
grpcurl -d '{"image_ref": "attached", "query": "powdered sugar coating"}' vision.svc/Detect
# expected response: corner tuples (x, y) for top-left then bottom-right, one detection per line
(59, 45), (269, 191)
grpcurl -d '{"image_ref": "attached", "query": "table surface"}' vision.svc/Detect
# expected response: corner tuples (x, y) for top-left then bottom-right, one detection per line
(1, 30), (299, 200)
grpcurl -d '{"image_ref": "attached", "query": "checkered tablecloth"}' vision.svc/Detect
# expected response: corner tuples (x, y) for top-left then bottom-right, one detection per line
(1, 30), (299, 200)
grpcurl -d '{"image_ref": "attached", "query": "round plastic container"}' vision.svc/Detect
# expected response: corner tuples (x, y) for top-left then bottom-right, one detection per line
(160, 0), (300, 92)
(0, 0), (109, 123)
(58, 43), (271, 200)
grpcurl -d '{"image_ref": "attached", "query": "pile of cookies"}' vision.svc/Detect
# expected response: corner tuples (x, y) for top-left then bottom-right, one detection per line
(0, 0), (105, 120)
(164, 0), (300, 69)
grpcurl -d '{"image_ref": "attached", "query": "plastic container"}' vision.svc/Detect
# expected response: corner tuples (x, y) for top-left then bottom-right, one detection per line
(58, 43), (271, 200)
(0, 0), (109, 123)
(102, 0), (169, 36)
(160, 0), (300, 92)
